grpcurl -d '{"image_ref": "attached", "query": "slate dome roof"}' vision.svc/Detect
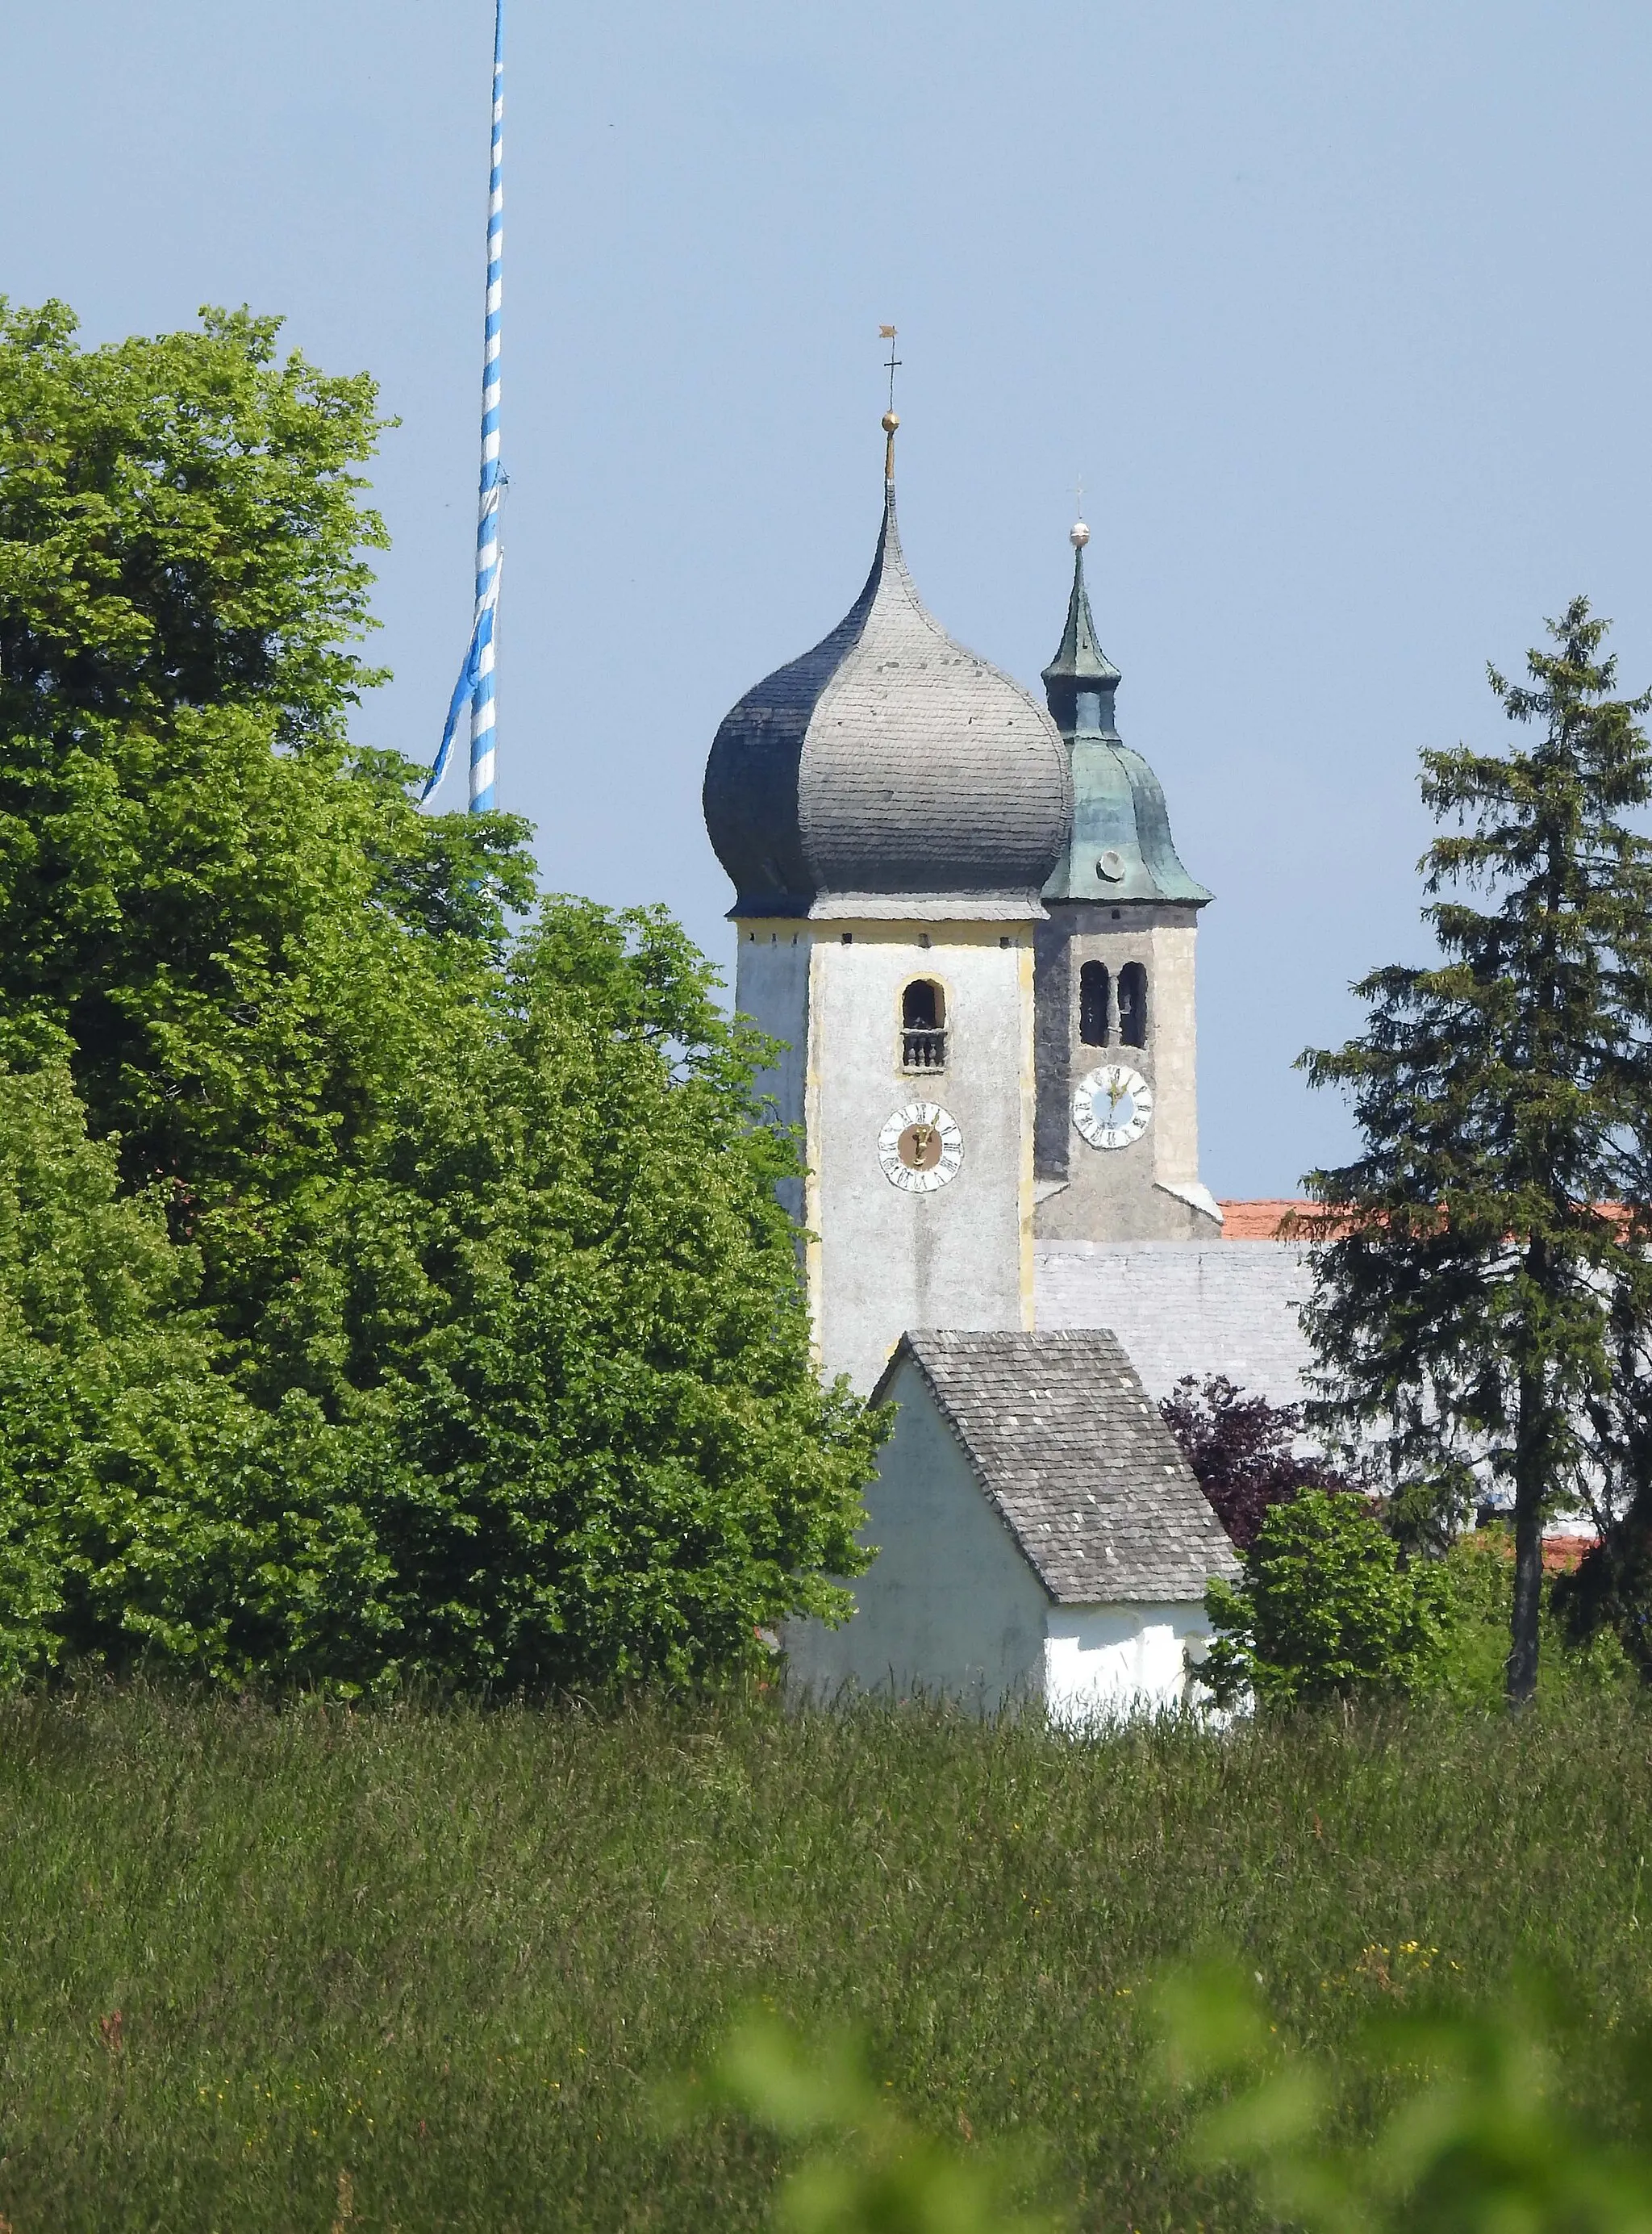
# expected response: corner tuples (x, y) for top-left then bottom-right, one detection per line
(703, 482), (1071, 919)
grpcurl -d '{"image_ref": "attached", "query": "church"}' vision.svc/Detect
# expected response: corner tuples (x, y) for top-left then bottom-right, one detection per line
(701, 409), (1308, 1714)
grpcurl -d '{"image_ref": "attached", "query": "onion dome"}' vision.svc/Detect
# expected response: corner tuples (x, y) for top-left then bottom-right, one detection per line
(1041, 527), (1211, 908)
(703, 462), (1071, 920)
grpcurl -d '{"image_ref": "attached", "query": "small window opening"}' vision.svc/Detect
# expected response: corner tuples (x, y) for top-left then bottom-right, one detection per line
(1119, 961), (1148, 1048)
(902, 979), (947, 1071)
(1079, 960), (1110, 1047)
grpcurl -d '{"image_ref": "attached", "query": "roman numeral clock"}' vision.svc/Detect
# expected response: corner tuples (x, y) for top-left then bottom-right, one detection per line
(1072, 1064), (1153, 1151)
(878, 1101), (965, 1194)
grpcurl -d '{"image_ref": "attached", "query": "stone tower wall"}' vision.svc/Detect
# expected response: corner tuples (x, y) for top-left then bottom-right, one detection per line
(1033, 902), (1216, 1242)
(738, 916), (1036, 1393)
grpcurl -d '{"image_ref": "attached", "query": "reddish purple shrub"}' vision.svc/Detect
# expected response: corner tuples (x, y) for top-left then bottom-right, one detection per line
(1159, 1375), (1350, 1551)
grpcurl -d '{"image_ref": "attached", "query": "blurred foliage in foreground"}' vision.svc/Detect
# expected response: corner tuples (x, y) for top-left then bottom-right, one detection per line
(668, 2019), (1052, 2234)
(1157, 1958), (1652, 2234)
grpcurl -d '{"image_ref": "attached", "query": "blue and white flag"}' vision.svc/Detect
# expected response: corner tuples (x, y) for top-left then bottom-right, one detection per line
(425, 0), (506, 811)
(426, 548), (503, 803)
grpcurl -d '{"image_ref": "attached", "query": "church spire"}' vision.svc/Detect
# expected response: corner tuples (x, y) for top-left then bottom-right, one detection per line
(1041, 520), (1120, 735)
(1038, 518), (1210, 908)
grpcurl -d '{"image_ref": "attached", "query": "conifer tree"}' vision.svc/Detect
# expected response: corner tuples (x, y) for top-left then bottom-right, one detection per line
(1299, 600), (1652, 1706)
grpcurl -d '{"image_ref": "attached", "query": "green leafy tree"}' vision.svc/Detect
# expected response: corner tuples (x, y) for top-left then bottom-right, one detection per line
(1201, 1488), (1453, 1710)
(0, 302), (882, 1691)
(0, 299), (534, 1315)
(0, 1051), (390, 1687)
(248, 899), (880, 1690)
(1299, 601), (1652, 1706)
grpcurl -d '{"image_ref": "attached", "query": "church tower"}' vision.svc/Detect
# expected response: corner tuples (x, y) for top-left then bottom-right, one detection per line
(703, 421), (1070, 1393)
(1032, 524), (1221, 1241)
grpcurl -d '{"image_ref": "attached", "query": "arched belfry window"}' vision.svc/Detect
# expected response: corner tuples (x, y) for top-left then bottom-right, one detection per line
(1078, 960), (1110, 1047)
(902, 979), (946, 1071)
(1119, 962), (1148, 1049)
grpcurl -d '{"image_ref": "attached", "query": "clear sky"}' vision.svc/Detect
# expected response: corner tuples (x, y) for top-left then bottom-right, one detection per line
(6, 2), (1652, 1196)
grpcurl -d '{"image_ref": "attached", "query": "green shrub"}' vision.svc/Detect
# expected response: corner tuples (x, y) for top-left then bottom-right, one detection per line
(1205, 1505), (1634, 1713)
(1202, 1488), (1455, 1708)
(1437, 1534), (1634, 1703)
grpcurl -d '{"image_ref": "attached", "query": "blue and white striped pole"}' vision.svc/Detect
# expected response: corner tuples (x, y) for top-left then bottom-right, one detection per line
(426, 0), (505, 811)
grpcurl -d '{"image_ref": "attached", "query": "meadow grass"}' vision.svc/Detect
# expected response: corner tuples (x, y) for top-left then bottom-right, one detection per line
(0, 1685), (1648, 2232)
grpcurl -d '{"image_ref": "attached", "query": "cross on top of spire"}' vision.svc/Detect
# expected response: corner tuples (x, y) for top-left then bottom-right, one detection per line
(878, 325), (901, 482)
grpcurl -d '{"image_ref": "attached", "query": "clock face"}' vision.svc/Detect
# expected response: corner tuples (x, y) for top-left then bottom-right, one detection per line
(1073, 1064), (1153, 1150)
(878, 1101), (964, 1193)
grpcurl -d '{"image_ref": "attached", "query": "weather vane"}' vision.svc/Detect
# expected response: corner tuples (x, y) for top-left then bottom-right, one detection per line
(880, 324), (901, 411)
(879, 324), (900, 480)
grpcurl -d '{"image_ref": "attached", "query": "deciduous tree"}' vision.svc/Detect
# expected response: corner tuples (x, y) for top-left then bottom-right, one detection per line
(0, 302), (881, 1690)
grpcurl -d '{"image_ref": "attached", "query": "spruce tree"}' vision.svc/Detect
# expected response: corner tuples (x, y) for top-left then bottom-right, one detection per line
(1299, 599), (1652, 1706)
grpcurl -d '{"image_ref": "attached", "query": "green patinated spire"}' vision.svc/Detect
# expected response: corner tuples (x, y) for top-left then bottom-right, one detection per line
(1041, 523), (1212, 908)
(1041, 535), (1120, 733)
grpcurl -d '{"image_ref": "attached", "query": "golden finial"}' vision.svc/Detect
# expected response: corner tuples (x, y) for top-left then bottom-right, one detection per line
(879, 325), (900, 481)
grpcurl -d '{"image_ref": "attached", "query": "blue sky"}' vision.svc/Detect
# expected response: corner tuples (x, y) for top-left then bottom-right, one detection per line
(6, 1), (1652, 1196)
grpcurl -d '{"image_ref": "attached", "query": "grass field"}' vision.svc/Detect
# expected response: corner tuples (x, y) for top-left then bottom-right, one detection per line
(0, 1685), (1649, 2232)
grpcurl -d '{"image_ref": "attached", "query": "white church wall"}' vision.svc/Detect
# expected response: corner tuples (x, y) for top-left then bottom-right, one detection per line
(783, 1351), (1049, 1706)
(1035, 1239), (1315, 1409)
(1041, 1602), (1212, 1722)
(807, 921), (1036, 1393)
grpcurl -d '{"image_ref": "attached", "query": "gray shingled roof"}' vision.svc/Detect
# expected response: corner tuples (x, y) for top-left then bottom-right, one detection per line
(703, 485), (1071, 917)
(879, 1328), (1240, 1603)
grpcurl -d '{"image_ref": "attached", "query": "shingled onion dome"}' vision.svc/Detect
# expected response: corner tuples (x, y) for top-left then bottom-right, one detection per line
(1041, 524), (1211, 908)
(703, 440), (1072, 921)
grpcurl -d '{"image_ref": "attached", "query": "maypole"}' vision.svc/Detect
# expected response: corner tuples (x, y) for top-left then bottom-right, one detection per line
(426, 0), (505, 811)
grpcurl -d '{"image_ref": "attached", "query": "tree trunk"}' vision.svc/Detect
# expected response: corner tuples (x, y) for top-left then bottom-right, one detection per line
(1508, 1364), (1546, 1708)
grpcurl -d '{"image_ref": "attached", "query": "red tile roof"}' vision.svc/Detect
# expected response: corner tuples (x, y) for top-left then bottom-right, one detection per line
(1217, 1201), (1637, 1241)
(1218, 1201), (1313, 1239)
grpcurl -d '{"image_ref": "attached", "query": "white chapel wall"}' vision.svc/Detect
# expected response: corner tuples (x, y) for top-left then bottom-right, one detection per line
(1042, 1602), (1213, 1723)
(783, 1352), (1049, 1706)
